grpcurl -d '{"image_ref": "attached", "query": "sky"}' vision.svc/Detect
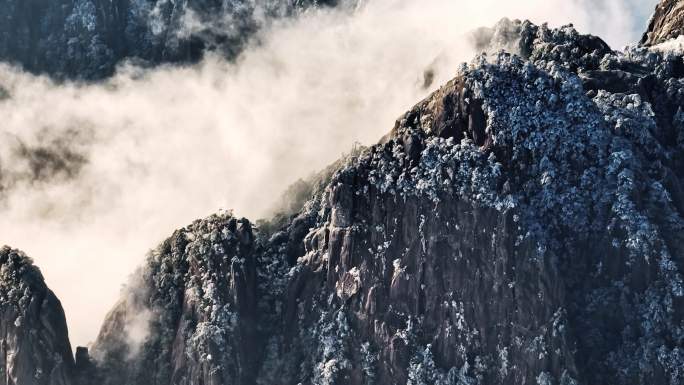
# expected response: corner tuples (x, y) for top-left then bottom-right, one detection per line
(0, 0), (661, 347)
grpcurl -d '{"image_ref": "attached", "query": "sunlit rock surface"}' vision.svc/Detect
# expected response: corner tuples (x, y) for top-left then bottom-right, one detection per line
(642, 0), (684, 46)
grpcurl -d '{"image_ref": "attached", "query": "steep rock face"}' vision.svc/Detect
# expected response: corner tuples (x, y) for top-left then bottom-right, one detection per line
(0, 246), (74, 385)
(91, 19), (684, 385)
(251, 21), (684, 385)
(642, 0), (684, 46)
(0, 0), (336, 79)
(91, 213), (261, 385)
(265, 59), (683, 385)
(0, 3), (682, 385)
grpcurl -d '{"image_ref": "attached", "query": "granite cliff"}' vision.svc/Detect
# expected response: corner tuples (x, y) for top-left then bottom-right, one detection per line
(1, 1), (684, 384)
(0, 0), (336, 79)
(88, 10), (684, 385)
(642, 0), (684, 46)
(0, 247), (74, 385)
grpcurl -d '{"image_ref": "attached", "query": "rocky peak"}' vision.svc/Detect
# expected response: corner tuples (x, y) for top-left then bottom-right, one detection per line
(1, 7), (683, 385)
(642, 0), (684, 46)
(0, 246), (74, 385)
(85, 18), (684, 385)
(91, 212), (261, 385)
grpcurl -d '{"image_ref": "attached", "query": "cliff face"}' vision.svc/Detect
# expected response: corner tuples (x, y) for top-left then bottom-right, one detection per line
(1, 2), (683, 385)
(0, 0), (336, 79)
(642, 0), (684, 46)
(90, 214), (261, 385)
(256, 23), (684, 385)
(89, 17), (684, 385)
(0, 247), (74, 385)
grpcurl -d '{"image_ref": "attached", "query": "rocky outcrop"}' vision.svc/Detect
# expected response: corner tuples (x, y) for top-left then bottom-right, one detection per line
(88, 18), (684, 385)
(0, 0), (336, 80)
(0, 246), (74, 385)
(3, 6), (684, 385)
(258, 42), (683, 385)
(642, 0), (684, 46)
(90, 213), (261, 385)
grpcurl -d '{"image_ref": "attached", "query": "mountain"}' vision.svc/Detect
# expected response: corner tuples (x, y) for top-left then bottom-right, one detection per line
(1, 0), (684, 384)
(89, 13), (684, 385)
(0, 247), (74, 385)
(0, 0), (336, 80)
(90, 214), (261, 385)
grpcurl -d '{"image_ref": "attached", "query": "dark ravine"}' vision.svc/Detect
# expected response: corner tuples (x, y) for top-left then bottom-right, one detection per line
(1, 1), (684, 385)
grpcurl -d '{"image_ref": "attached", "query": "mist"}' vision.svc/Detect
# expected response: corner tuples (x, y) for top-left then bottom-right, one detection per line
(0, 0), (659, 347)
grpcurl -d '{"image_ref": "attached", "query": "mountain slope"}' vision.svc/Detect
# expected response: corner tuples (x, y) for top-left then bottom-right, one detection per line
(90, 214), (261, 385)
(89, 17), (684, 385)
(0, 247), (74, 385)
(0, 0), (336, 79)
(0, 1), (682, 385)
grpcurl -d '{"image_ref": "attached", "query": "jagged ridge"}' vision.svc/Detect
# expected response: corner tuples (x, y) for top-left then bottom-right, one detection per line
(88, 17), (684, 385)
(1, 2), (684, 385)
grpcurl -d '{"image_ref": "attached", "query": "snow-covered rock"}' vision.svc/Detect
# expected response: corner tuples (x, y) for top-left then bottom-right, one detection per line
(91, 213), (260, 385)
(89, 16), (684, 385)
(0, 246), (75, 385)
